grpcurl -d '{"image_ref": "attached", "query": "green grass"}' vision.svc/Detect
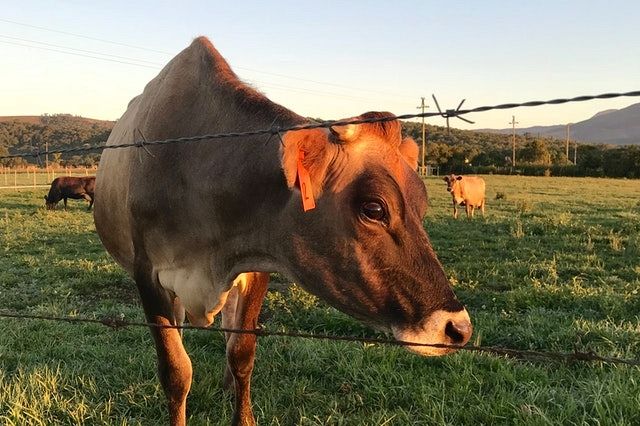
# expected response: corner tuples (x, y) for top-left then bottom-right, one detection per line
(0, 175), (639, 425)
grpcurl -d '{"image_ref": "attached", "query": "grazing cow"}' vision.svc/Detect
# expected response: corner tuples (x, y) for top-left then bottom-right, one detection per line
(443, 174), (486, 219)
(44, 176), (95, 210)
(94, 37), (472, 426)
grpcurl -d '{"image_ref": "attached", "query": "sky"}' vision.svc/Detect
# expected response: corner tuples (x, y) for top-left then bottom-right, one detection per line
(1, 1), (639, 130)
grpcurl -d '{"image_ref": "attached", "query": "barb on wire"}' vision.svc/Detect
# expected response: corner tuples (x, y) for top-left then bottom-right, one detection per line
(0, 311), (638, 367)
(1, 90), (640, 162)
(431, 94), (476, 135)
(264, 117), (285, 147)
(133, 128), (155, 162)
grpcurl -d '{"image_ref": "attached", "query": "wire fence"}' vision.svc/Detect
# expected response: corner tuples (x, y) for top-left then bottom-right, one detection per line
(0, 166), (95, 190)
(2, 89), (640, 369)
(0, 311), (637, 366)
(1, 90), (640, 161)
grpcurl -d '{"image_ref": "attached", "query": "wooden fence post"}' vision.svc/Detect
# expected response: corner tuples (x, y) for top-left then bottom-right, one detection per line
(14, 169), (17, 189)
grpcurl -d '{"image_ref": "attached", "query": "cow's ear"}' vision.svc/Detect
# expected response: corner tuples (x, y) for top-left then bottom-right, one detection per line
(443, 177), (449, 182)
(399, 137), (419, 170)
(456, 176), (463, 181)
(281, 128), (331, 190)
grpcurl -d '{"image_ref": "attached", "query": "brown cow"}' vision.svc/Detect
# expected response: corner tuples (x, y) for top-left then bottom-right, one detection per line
(44, 176), (95, 210)
(443, 174), (486, 219)
(94, 37), (472, 426)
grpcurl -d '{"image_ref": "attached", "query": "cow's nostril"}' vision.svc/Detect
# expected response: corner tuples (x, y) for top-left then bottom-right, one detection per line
(445, 320), (471, 345)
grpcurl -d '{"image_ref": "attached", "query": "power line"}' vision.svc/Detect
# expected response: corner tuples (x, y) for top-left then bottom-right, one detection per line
(0, 34), (165, 66)
(251, 80), (389, 103)
(235, 66), (416, 100)
(0, 17), (172, 54)
(0, 39), (159, 69)
(566, 123), (571, 164)
(1, 38), (393, 104)
(416, 97), (429, 175)
(0, 17), (415, 100)
(2, 90), (639, 161)
(509, 115), (519, 167)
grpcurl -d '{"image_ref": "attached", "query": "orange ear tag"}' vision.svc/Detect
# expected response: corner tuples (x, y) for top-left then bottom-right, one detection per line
(297, 150), (316, 212)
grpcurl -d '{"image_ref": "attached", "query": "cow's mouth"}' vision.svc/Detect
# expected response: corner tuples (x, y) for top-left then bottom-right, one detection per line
(391, 308), (472, 356)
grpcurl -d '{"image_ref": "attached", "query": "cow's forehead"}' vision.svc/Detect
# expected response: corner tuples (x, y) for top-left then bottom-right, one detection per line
(348, 136), (404, 176)
(344, 139), (426, 209)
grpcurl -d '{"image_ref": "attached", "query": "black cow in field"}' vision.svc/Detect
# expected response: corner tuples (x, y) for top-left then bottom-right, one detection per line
(44, 176), (96, 210)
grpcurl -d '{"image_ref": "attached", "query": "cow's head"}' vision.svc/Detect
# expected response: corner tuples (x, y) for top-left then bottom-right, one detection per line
(43, 195), (56, 210)
(278, 112), (471, 355)
(443, 174), (464, 203)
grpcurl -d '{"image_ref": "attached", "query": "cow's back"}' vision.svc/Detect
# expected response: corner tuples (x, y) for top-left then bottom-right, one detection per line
(94, 37), (302, 277)
(461, 176), (486, 205)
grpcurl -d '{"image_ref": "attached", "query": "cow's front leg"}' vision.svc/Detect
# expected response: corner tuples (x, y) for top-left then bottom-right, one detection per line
(452, 201), (458, 219)
(63, 197), (68, 210)
(135, 258), (192, 426)
(221, 272), (269, 426)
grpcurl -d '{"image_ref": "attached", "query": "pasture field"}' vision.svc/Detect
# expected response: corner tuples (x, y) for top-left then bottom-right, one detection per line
(0, 175), (639, 425)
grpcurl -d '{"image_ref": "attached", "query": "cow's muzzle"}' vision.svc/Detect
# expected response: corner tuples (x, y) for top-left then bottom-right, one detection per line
(391, 308), (472, 356)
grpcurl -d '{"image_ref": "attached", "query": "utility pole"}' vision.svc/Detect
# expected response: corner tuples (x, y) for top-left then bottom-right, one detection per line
(509, 115), (519, 167)
(566, 123), (571, 164)
(45, 140), (49, 170)
(574, 141), (578, 165)
(416, 97), (428, 176)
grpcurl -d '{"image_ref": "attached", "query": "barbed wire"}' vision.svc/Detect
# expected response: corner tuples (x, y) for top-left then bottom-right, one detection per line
(1, 90), (639, 161)
(0, 311), (637, 366)
(2, 90), (640, 369)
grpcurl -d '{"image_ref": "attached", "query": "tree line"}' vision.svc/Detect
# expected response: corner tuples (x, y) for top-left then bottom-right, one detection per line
(403, 122), (640, 178)
(0, 114), (109, 168)
(1, 114), (638, 178)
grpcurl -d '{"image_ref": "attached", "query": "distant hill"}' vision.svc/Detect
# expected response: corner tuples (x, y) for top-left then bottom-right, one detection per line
(0, 115), (114, 126)
(482, 102), (640, 145)
(0, 116), (43, 125)
(0, 114), (114, 166)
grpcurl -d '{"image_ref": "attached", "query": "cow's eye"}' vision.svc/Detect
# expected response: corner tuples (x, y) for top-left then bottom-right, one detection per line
(361, 201), (386, 222)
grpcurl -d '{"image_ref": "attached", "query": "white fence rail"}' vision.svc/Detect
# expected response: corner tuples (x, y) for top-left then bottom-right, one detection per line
(0, 167), (96, 190)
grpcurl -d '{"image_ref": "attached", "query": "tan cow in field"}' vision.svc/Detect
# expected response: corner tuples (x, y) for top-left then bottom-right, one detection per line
(94, 37), (472, 426)
(443, 174), (486, 219)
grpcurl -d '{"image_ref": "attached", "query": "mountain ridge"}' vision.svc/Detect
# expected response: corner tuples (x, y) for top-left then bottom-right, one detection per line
(478, 102), (640, 145)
